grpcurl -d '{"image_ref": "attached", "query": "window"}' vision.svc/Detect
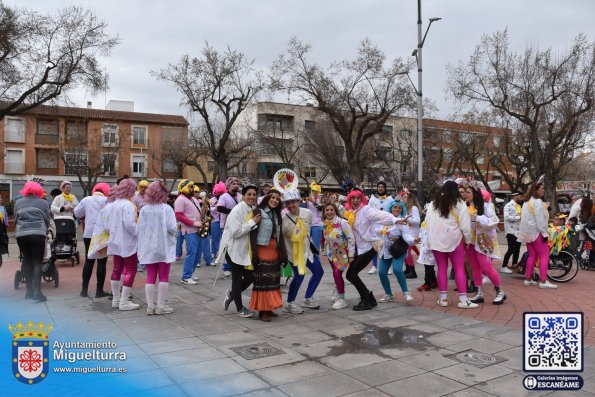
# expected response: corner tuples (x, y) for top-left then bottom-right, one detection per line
(64, 150), (88, 175)
(132, 126), (147, 146)
(4, 149), (24, 173)
(66, 121), (87, 143)
(37, 119), (58, 136)
(303, 167), (317, 178)
(443, 149), (452, 162)
(207, 161), (215, 172)
(163, 159), (177, 173)
(102, 153), (117, 176)
(36, 149), (58, 169)
(102, 124), (118, 147)
(443, 130), (451, 142)
(162, 126), (185, 142)
(375, 147), (392, 160)
(257, 162), (283, 179)
(304, 120), (316, 130)
(131, 154), (146, 177)
(399, 128), (412, 141)
(382, 125), (393, 135)
(492, 136), (501, 147)
(4, 117), (25, 142)
(259, 114), (294, 132)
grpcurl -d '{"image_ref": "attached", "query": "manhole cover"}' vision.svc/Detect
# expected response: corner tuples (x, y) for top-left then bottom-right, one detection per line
(230, 343), (284, 360)
(453, 350), (500, 368)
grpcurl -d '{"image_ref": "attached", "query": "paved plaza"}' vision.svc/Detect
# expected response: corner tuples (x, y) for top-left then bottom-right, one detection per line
(1, 235), (594, 396)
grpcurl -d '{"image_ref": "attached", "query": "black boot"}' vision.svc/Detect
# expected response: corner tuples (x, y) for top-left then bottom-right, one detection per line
(80, 285), (89, 297)
(94, 290), (110, 298)
(353, 293), (373, 311)
(369, 291), (378, 307)
(405, 266), (417, 279)
(404, 266), (411, 276)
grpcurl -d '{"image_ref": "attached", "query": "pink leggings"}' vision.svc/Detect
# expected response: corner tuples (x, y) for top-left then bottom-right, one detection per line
(145, 262), (171, 284)
(466, 245), (501, 287)
(526, 237), (550, 282)
(111, 254), (138, 287)
(329, 262), (345, 294)
(432, 242), (467, 294)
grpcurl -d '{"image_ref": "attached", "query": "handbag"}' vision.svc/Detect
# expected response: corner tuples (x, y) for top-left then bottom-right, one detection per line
(389, 236), (408, 258)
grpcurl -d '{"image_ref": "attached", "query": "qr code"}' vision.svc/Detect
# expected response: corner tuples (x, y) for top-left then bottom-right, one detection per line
(523, 312), (583, 372)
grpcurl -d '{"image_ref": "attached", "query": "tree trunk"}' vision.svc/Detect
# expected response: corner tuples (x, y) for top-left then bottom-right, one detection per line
(217, 155), (228, 182)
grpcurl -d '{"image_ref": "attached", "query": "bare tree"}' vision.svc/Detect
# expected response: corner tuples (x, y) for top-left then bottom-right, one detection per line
(149, 137), (193, 192)
(153, 43), (265, 181)
(303, 119), (350, 184)
(447, 30), (595, 208)
(272, 38), (415, 183)
(0, 2), (119, 119)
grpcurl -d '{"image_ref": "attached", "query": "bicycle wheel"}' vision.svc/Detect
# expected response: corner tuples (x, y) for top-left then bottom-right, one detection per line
(547, 250), (579, 282)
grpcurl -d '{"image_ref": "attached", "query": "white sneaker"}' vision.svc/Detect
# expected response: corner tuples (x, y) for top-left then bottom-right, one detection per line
(539, 280), (558, 289)
(146, 305), (155, 315)
(119, 301), (140, 311)
(368, 267), (377, 274)
(378, 294), (394, 303)
(524, 280), (537, 287)
(500, 267), (513, 274)
(388, 269), (393, 275)
(332, 298), (348, 310)
(302, 298), (320, 309)
(437, 298), (448, 307)
(404, 292), (414, 302)
(111, 298), (120, 309)
(192, 276), (199, 281)
(155, 305), (174, 314)
(482, 275), (492, 285)
(331, 288), (338, 302)
(284, 302), (304, 314)
(181, 278), (197, 285)
(458, 300), (479, 309)
(223, 271), (231, 277)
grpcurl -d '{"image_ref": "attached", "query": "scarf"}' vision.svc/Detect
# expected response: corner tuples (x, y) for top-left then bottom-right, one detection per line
(128, 199), (138, 223)
(344, 210), (355, 228)
(62, 192), (75, 202)
(245, 209), (255, 270)
(0, 207), (3, 223)
(290, 215), (308, 275)
(377, 194), (388, 199)
(515, 202), (522, 215)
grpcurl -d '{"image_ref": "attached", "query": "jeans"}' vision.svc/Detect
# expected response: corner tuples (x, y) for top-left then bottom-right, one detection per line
(378, 255), (408, 296)
(182, 232), (200, 280)
(211, 221), (222, 257)
(346, 248), (377, 299)
(197, 235), (212, 265)
(176, 229), (184, 258)
(503, 233), (521, 267)
(227, 254), (253, 311)
(287, 259), (324, 302)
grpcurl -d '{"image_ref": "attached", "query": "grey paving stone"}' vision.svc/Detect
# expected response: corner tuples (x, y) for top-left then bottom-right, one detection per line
(218, 339), (306, 371)
(163, 357), (246, 382)
(426, 330), (474, 348)
(278, 372), (368, 397)
(342, 359), (427, 386)
(475, 372), (550, 397)
(255, 361), (334, 386)
(370, 317), (421, 329)
(233, 388), (289, 397)
(400, 323), (448, 334)
(432, 316), (484, 329)
(258, 324), (319, 337)
(445, 337), (515, 354)
(152, 346), (226, 367)
(342, 389), (392, 397)
(294, 339), (348, 358)
(456, 323), (512, 338)
(495, 347), (523, 371)
(342, 310), (394, 322)
(138, 337), (206, 355)
(485, 329), (523, 346)
(321, 323), (369, 338)
(377, 372), (467, 397)
(398, 349), (461, 371)
(380, 346), (434, 359)
(272, 329), (333, 347)
(446, 387), (499, 397)
(125, 326), (194, 343)
(320, 352), (391, 371)
(179, 372), (269, 397)
(199, 330), (265, 346)
(434, 363), (515, 386)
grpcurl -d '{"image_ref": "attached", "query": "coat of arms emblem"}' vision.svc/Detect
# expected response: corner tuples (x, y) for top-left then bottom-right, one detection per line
(9, 321), (53, 385)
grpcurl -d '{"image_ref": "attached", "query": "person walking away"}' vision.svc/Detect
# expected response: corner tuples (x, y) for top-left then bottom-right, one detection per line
(217, 177), (243, 277)
(138, 181), (177, 315)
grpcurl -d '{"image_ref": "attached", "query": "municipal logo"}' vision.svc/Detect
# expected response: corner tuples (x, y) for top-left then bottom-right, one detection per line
(8, 321), (53, 385)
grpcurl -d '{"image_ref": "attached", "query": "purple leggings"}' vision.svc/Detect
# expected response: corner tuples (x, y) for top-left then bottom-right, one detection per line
(405, 246), (414, 266)
(432, 242), (467, 294)
(526, 236), (550, 282)
(145, 262), (171, 284)
(466, 245), (501, 287)
(329, 262), (345, 295)
(111, 254), (138, 288)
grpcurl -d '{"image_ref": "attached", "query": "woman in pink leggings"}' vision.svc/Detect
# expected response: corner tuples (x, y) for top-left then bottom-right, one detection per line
(138, 181), (178, 315)
(518, 181), (557, 288)
(107, 178), (140, 310)
(322, 203), (355, 310)
(462, 182), (506, 304)
(425, 181), (478, 309)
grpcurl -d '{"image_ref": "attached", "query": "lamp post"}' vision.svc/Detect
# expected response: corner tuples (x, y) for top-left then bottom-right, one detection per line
(414, 0), (440, 205)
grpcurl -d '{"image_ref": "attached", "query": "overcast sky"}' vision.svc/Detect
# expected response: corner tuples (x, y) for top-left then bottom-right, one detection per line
(13, 0), (595, 120)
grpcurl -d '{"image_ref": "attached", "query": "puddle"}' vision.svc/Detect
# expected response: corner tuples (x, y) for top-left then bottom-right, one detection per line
(326, 325), (435, 356)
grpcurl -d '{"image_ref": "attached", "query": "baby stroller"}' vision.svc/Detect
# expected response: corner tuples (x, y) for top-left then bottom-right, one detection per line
(579, 220), (595, 270)
(53, 216), (80, 266)
(14, 227), (59, 289)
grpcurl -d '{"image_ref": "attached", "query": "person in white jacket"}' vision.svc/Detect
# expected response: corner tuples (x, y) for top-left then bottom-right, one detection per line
(138, 181), (177, 316)
(518, 181), (557, 289)
(502, 191), (524, 272)
(217, 184), (261, 318)
(51, 180), (79, 218)
(73, 182), (110, 298)
(107, 178), (141, 310)
(425, 180), (477, 309)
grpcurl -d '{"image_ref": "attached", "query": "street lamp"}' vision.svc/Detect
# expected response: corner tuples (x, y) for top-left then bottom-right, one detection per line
(414, 0), (441, 206)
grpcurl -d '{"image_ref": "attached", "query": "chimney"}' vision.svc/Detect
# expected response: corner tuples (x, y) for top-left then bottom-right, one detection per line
(87, 101), (92, 109)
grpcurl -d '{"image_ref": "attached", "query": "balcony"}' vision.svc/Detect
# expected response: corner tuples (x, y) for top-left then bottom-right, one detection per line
(35, 134), (59, 145)
(4, 162), (25, 174)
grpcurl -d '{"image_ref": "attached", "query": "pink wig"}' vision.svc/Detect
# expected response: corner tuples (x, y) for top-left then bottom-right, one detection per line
(345, 189), (369, 210)
(143, 181), (169, 205)
(20, 181), (46, 198)
(481, 189), (491, 203)
(113, 178), (136, 200)
(92, 182), (111, 196)
(213, 181), (227, 197)
(107, 184), (119, 203)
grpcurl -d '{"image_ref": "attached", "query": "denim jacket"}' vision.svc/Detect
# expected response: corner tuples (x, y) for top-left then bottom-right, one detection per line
(256, 207), (280, 245)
